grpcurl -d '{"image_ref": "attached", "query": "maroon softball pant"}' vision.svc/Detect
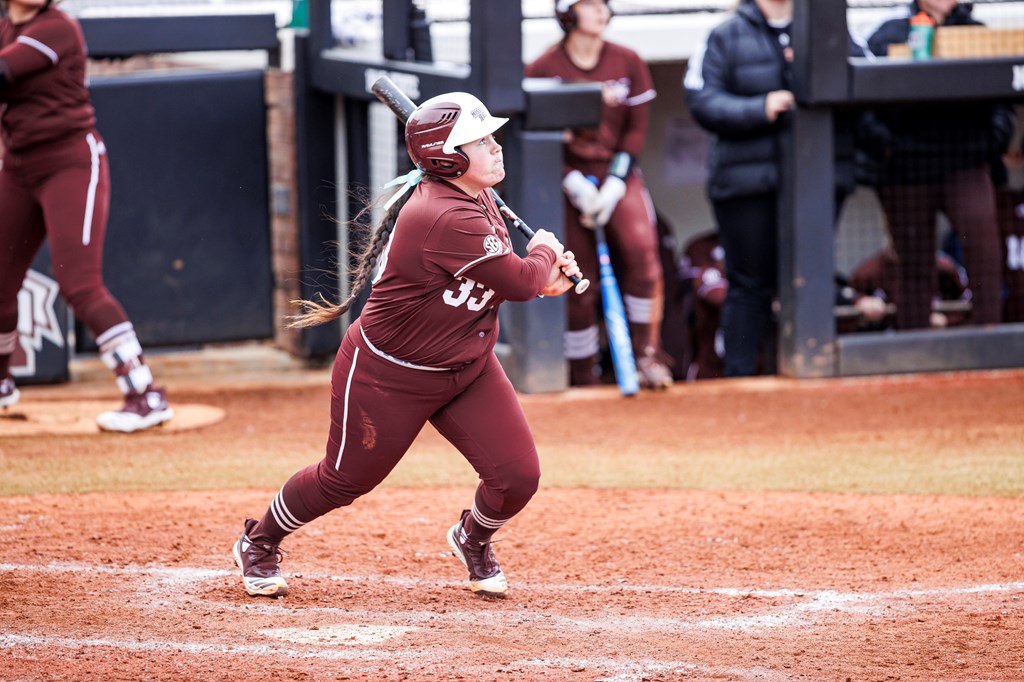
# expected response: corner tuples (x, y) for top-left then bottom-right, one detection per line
(0, 131), (128, 337)
(252, 322), (541, 545)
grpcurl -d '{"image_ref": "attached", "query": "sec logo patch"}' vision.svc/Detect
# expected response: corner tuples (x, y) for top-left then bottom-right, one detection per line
(483, 234), (503, 255)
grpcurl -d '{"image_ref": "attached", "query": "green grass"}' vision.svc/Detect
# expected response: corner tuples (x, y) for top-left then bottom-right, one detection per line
(3, 377), (1022, 499)
(3, 426), (1022, 498)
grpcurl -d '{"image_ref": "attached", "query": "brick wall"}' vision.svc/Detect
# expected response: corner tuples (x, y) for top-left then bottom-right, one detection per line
(264, 67), (303, 356)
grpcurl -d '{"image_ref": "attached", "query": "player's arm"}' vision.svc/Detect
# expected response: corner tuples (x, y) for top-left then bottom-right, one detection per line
(591, 55), (654, 225)
(617, 53), (655, 159)
(685, 29), (778, 135)
(462, 240), (562, 301)
(428, 206), (562, 301)
(0, 20), (74, 82)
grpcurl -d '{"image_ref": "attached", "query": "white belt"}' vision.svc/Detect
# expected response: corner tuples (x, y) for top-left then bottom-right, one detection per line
(359, 325), (451, 372)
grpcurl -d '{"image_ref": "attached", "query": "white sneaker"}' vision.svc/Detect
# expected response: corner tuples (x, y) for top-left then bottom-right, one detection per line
(97, 386), (173, 433)
(0, 375), (19, 409)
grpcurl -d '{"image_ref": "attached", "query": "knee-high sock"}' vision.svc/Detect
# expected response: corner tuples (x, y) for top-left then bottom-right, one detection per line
(463, 475), (538, 545)
(249, 463), (347, 546)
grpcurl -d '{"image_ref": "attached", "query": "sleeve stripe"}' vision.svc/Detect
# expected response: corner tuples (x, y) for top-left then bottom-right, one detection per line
(452, 248), (509, 279)
(624, 89), (657, 107)
(16, 36), (59, 65)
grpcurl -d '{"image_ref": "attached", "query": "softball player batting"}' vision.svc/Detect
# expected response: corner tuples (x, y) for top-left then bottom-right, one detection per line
(525, 0), (673, 390)
(233, 92), (581, 599)
(0, 0), (172, 431)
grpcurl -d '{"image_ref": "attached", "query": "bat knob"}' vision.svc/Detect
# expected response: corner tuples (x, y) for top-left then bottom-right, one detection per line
(574, 278), (591, 295)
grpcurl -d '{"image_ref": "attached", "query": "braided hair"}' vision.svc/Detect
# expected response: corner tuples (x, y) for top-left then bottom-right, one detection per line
(287, 181), (418, 328)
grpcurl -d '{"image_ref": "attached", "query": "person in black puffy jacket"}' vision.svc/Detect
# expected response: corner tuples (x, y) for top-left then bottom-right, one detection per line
(858, 0), (1014, 329)
(683, 0), (795, 377)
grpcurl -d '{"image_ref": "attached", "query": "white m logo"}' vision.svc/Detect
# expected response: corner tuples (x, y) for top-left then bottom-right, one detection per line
(13, 269), (64, 376)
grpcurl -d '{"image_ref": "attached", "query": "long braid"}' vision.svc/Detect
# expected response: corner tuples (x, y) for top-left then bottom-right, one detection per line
(288, 184), (416, 328)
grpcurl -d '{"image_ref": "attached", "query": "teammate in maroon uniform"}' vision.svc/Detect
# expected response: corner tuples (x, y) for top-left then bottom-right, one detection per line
(0, 0), (172, 429)
(679, 231), (727, 381)
(232, 92), (581, 599)
(525, 0), (672, 390)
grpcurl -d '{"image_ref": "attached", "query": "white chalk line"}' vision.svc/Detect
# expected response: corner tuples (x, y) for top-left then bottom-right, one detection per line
(3, 560), (1022, 634)
(0, 633), (779, 682)
(3, 561), (1020, 682)
(0, 633), (437, 663)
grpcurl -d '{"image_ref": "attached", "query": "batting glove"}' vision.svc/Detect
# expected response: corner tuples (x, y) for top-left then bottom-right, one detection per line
(594, 175), (626, 227)
(562, 170), (601, 217)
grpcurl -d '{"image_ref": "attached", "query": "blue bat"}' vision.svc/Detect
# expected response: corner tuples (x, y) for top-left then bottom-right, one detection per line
(591, 200), (639, 397)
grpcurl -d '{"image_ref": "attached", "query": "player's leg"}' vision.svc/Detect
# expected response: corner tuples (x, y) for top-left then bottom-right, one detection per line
(876, 182), (940, 330)
(39, 133), (171, 431)
(605, 174), (672, 389)
(234, 325), (442, 596)
(0, 168), (46, 407)
(943, 166), (1002, 325)
(563, 199), (602, 386)
(430, 353), (541, 597)
(712, 193), (777, 377)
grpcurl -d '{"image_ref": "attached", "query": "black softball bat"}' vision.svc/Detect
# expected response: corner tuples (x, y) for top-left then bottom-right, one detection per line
(370, 76), (590, 295)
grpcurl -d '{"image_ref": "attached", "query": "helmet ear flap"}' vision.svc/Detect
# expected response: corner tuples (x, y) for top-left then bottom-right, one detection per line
(419, 148), (470, 178)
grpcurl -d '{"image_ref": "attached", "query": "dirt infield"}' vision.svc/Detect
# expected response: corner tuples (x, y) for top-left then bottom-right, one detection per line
(1, 365), (1022, 681)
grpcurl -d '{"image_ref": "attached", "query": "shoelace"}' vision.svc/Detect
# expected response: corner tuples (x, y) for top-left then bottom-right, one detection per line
(251, 542), (287, 569)
(464, 537), (502, 574)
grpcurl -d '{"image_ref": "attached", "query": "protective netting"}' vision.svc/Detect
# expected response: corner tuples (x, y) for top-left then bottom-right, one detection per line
(833, 1), (1024, 333)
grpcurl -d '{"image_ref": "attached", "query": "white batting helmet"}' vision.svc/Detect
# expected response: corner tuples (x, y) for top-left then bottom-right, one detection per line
(405, 92), (508, 179)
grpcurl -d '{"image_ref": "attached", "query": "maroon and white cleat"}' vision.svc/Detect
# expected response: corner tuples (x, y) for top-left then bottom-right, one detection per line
(447, 509), (508, 598)
(96, 386), (173, 433)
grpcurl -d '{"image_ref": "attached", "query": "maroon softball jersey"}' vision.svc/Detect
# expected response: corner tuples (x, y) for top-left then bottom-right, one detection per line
(0, 6), (95, 153)
(525, 40), (655, 172)
(360, 178), (557, 367)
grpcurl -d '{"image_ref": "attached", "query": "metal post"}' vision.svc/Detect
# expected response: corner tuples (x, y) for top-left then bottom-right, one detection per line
(500, 124), (569, 392)
(777, 107), (837, 378)
(294, 33), (342, 357)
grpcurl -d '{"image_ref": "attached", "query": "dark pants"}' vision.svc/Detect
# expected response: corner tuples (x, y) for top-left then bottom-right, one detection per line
(877, 165), (1001, 329)
(712, 193), (778, 378)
